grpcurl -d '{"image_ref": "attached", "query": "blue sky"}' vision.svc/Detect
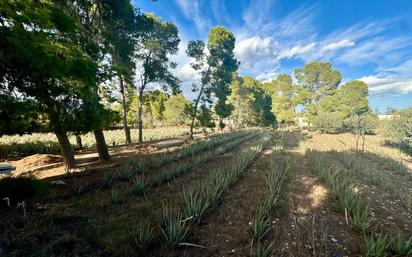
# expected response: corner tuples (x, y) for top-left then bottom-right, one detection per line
(133, 0), (412, 113)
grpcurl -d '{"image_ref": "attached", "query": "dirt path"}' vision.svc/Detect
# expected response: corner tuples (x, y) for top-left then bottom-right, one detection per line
(268, 150), (361, 257)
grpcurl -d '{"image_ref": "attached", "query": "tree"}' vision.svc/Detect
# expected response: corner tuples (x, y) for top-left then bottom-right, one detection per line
(294, 62), (342, 126)
(186, 26), (238, 137)
(346, 112), (378, 152)
(208, 26), (239, 129)
(315, 80), (370, 133)
(228, 75), (255, 126)
(229, 75), (276, 127)
(383, 108), (412, 153)
(265, 74), (297, 125)
(197, 105), (215, 134)
(134, 13), (180, 142)
(0, 0), (100, 168)
(101, 0), (137, 144)
(163, 94), (191, 126)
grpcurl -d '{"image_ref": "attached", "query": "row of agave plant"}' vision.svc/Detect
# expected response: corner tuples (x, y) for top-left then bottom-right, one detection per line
(306, 150), (412, 257)
(143, 129), (260, 171)
(249, 151), (292, 257)
(134, 137), (267, 252)
(334, 151), (412, 211)
(103, 132), (259, 197)
(70, 130), (256, 195)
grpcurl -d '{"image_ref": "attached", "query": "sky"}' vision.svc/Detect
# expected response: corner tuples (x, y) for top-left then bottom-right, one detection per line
(133, 0), (412, 113)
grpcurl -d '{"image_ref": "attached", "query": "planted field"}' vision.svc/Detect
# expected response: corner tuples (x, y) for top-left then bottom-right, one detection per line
(2, 129), (412, 257)
(0, 127), (190, 158)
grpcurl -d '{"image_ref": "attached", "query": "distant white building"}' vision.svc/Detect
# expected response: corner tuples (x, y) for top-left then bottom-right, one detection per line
(378, 114), (399, 120)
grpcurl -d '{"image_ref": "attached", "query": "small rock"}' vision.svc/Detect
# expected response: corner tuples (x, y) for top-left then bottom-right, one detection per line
(50, 180), (66, 185)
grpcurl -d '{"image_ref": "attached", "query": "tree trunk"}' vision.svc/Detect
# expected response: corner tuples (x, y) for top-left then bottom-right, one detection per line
(189, 83), (205, 140)
(119, 74), (131, 144)
(54, 129), (76, 170)
(94, 129), (110, 161)
(138, 90), (144, 143)
(75, 135), (83, 150)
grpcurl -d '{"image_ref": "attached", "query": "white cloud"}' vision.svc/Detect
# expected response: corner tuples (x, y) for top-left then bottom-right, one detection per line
(322, 39), (355, 51)
(234, 36), (276, 68)
(277, 42), (317, 60)
(359, 60), (412, 95)
(338, 37), (411, 65)
(256, 71), (278, 83)
(171, 41), (201, 84)
(175, 0), (210, 33)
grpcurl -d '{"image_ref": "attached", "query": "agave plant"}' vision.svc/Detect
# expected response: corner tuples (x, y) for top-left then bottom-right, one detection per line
(160, 206), (189, 248)
(102, 172), (114, 188)
(135, 224), (155, 250)
(111, 189), (125, 204)
(117, 165), (133, 181)
(389, 233), (412, 255)
(131, 176), (148, 196)
(360, 234), (389, 257)
(72, 180), (89, 195)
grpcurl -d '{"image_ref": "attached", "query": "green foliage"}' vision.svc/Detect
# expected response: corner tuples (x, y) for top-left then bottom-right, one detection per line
(229, 75), (276, 126)
(306, 150), (375, 232)
(102, 172), (114, 188)
(249, 203), (270, 240)
(111, 189), (125, 204)
(117, 165), (133, 181)
(163, 94), (192, 125)
(264, 74), (296, 125)
(160, 206), (189, 248)
(72, 180), (89, 196)
(389, 234), (412, 255)
(132, 160), (146, 174)
(360, 234), (389, 257)
(382, 108), (412, 149)
(134, 224), (155, 250)
(294, 62), (342, 126)
(250, 241), (272, 257)
(131, 177), (148, 196)
(181, 188), (210, 223)
(314, 111), (344, 133)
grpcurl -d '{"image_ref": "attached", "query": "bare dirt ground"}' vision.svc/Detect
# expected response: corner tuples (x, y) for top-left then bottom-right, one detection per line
(8, 133), (207, 179)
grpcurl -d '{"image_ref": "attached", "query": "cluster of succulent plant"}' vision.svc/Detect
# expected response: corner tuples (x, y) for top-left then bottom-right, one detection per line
(306, 150), (374, 232)
(147, 142), (265, 249)
(149, 132), (259, 188)
(71, 180), (89, 195)
(249, 152), (291, 256)
(180, 145), (262, 225)
(335, 151), (412, 210)
(362, 152), (408, 175)
(307, 150), (412, 257)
